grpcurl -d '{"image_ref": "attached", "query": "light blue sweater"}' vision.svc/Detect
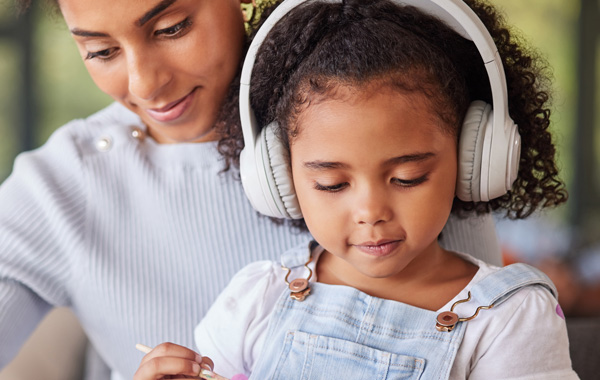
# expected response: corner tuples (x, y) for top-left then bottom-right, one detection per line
(0, 103), (501, 379)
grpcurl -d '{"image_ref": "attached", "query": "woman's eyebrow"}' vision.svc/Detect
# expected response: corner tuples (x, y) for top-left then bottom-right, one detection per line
(137, 0), (178, 27)
(70, 0), (178, 37)
(70, 29), (109, 38)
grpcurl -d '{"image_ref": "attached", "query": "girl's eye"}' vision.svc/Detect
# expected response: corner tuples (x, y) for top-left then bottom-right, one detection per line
(314, 182), (348, 193)
(85, 47), (118, 61)
(392, 175), (429, 188)
(154, 17), (192, 38)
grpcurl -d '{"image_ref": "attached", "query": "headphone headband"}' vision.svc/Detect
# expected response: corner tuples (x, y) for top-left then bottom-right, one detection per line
(240, 0), (510, 146)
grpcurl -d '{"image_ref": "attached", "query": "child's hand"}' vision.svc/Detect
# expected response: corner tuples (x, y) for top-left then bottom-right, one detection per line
(133, 342), (214, 380)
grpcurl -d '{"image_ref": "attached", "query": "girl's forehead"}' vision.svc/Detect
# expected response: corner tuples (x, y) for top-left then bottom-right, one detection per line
(297, 83), (442, 127)
(295, 87), (446, 142)
(291, 78), (459, 139)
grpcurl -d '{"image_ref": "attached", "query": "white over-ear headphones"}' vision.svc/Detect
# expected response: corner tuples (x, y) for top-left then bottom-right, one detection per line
(239, 0), (521, 219)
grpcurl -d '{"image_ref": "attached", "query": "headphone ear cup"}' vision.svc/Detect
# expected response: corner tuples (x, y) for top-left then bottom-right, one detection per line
(457, 101), (491, 202)
(260, 123), (303, 219)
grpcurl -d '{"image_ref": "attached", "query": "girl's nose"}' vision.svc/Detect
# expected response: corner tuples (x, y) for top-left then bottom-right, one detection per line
(127, 51), (171, 101)
(353, 188), (393, 226)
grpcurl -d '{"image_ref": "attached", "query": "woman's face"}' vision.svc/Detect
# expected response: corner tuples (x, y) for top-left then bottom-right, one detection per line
(60, 0), (246, 143)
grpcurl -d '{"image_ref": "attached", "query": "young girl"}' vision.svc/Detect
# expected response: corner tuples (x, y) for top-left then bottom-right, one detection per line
(135, 0), (576, 379)
(2, 0), (509, 379)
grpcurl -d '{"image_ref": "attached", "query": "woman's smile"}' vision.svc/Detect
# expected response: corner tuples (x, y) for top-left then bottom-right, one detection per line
(145, 87), (198, 123)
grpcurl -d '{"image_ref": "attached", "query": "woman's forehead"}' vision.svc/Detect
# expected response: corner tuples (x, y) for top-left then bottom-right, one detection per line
(60, 0), (235, 30)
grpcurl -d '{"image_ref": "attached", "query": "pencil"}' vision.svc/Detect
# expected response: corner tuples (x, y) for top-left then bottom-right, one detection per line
(135, 343), (152, 354)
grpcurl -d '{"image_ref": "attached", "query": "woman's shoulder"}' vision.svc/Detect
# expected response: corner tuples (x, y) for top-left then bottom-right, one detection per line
(9, 103), (143, 179)
(20, 103), (141, 159)
(53, 102), (143, 151)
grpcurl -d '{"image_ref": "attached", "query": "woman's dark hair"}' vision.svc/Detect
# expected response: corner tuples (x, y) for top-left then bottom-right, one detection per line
(216, 0), (567, 222)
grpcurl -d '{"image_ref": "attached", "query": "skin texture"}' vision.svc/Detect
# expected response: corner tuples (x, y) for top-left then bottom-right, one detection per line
(291, 86), (478, 310)
(60, 0), (247, 143)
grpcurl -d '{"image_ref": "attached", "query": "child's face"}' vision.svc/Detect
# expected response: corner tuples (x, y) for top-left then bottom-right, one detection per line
(291, 86), (457, 282)
(60, 0), (246, 143)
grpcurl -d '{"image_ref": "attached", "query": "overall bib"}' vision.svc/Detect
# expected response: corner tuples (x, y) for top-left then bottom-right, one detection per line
(249, 243), (557, 380)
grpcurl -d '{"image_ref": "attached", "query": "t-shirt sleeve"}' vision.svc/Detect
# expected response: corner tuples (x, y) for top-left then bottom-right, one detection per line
(194, 260), (284, 378)
(468, 286), (579, 380)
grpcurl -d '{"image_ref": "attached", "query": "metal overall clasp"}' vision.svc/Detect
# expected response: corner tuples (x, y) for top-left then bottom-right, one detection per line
(282, 256), (314, 302)
(435, 291), (494, 332)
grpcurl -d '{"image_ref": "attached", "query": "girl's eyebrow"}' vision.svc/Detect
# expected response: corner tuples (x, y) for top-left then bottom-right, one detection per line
(303, 161), (348, 170)
(386, 152), (435, 165)
(70, 0), (177, 37)
(303, 152), (435, 171)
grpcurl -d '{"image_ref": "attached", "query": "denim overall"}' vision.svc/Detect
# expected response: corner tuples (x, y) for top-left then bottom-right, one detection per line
(249, 242), (557, 380)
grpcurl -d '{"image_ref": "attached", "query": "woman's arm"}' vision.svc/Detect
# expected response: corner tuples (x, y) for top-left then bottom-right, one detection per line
(0, 122), (86, 369)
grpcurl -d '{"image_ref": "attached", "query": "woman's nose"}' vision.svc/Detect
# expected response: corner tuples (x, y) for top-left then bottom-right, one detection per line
(127, 50), (171, 101)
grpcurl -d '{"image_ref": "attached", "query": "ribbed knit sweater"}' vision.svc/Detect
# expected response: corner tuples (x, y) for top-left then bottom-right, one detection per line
(0, 103), (501, 379)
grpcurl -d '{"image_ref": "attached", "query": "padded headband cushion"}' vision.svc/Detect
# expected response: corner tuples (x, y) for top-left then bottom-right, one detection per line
(457, 100), (491, 202)
(262, 123), (303, 219)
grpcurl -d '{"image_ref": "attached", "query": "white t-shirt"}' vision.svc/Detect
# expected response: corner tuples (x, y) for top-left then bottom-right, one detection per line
(195, 249), (578, 380)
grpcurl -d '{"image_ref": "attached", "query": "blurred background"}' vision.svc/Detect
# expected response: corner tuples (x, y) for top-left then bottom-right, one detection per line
(1, 0), (599, 320)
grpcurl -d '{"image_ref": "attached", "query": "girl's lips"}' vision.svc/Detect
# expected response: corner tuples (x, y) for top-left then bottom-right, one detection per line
(145, 88), (197, 123)
(353, 240), (402, 257)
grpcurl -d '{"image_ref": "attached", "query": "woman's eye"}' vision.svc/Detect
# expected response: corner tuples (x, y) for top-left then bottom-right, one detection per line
(155, 18), (192, 38)
(85, 47), (118, 61)
(392, 175), (429, 188)
(314, 182), (348, 193)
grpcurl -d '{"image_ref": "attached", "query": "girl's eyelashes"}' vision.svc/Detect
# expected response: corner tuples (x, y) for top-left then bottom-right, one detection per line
(314, 182), (348, 193)
(314, 174), (429, 192)
(392, 174), (429, 188)
(154, 17), (192, 38)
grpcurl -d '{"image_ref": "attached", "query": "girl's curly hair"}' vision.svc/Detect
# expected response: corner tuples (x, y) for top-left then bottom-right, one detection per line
(216, 0), (568, 221)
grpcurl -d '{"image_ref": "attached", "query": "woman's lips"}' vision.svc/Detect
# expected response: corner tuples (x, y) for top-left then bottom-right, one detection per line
(353, 240), (402, 257)
(145, 88), (197, 123)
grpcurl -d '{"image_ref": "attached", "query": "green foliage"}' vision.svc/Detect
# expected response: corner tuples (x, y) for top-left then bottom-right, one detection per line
(498, 0), (579, 222)
(0, 41), (19, 180)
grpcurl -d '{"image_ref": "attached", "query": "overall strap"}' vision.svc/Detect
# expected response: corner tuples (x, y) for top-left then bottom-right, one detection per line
(279, 240), (316, 269)
(470, 263), (557, 308)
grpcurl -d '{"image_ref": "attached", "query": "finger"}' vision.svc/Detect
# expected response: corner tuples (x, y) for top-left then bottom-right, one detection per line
(199, 368), (231, 380)
(138, 342), (203, 366)
(134, 356), (202, 380)
(201, 356), (214, 371)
